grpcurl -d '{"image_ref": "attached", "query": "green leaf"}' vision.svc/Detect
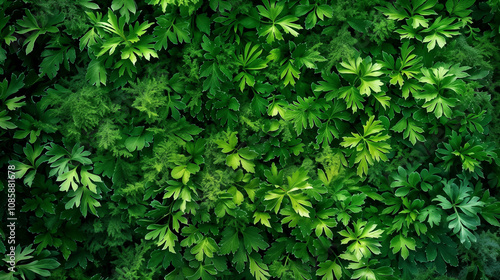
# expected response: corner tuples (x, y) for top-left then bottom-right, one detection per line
(191, 237), (219, 261)
(349, 261), (394, 280)
(0, 111), (15, 129)
(78, 0), (100, 10)
(196, 14), (211, 34)
(235, 42), (267, 71)
(337, 193), (366, 226)
(57, 167), (80, 192)
(181, 225), (202, 248)
(265, 167), (312, 215)
(276, 15), (302, 36)
(167, 117), (203, 142)
(372, 92), (391, 110)
(317, 123), (338, 146)
(39, 45), (76, 79)
(433, 180), (485, 248)
(2, 245), (60, 278)
(338, 56), (383, 96)
(120, 37), (158, 65)
(80, 166), (102, 193)
(289, 259), (312, 280)
(392, 118), (425, 145)
(226, 153), (242, 170)
(390, 234), (416, 260)
(283, 96), (323, 135)
(69, 144), (92, 165)
(217, 133), (257, 173)
(86, 59), (107, 86)
(242, 227), (269, 253)
(1, 73), (26, 109)
(288, 192), (312, 217)
(171, 211), (188, 232)
(111, 0), (136, 21)
(280, 60), (300, 87)
(124, 126), (154, 152)
(347, 18), (372, 33)
(446, 0), (475, 17)
(436, 131), (495, 173)
(421, 95), (456, 119)
(154, 15), (191, 51)
(219, 227), (240, 255)
(215, 193), (236, 218)
(186, 263), (217, 280)
(145, 225), (178, 252)
(280, 206), (304, 228)
(249, 255), (271, 280)
(232, 243), (248, 273)
(234, 43), (267, 91)
(238, 148), (258, 173)
(377, 3), (409, 21)
(292, 43), (327, 69)
(253, 212), (272, 228)
(17, 10), (63, 54)
(264, 162), (283, 185)
(300, 4), (333, 29)
(341, 116), (391, 176)
(380, 42), (423, 89)
(314, 208), (337, 239)
(418, 66), (459, 91)
(65, 187), (102, 217)
(339, 220), (384, 260)
(257, 0), (302, 43)
(314, 71), (341, 99)
(317, 260), (342, 280)
(199, 36), (231, 93)
(422, 16), (461, 51)
(171, 164), (199, 184)
(338, 86), (365, 113)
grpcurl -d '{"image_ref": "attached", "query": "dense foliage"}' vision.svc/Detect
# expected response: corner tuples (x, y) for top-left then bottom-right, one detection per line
(1, 0), (500, 279)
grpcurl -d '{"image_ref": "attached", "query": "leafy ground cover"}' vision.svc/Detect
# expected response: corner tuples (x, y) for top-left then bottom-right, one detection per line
(0, 0), (500, 279)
